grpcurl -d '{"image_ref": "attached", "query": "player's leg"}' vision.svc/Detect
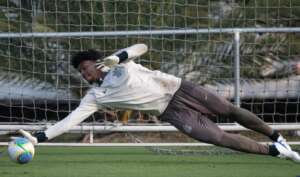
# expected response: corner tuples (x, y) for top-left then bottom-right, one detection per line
(160, 105), (270, 155)
(227, 106), (292, 150)
(160, 104), (300, 162)
(180, 80), (283, 143)
(159, 81), (300, 161)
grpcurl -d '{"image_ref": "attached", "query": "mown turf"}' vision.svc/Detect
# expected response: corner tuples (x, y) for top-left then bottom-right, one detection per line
(0, 146), (299, 177)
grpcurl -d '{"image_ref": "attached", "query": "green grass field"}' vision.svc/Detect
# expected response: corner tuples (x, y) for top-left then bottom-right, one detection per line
(0, 146), (299, 177)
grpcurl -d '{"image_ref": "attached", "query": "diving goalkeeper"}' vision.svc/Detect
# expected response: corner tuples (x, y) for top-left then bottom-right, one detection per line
(20, 44), (300, 163)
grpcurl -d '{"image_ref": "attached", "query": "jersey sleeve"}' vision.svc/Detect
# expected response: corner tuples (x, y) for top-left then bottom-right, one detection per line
(113, 44), (148, 63)
(44, 91), (99, 140)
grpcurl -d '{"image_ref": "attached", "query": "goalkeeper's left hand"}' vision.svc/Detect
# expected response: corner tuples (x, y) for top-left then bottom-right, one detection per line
(18, 129), (48, 145)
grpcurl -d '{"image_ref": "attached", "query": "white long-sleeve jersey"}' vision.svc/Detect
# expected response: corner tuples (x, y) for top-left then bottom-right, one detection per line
(45, 61), (181, 140)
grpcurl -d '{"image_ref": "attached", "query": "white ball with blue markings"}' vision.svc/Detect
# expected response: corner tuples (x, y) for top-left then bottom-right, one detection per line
(8, 137), (35, 164)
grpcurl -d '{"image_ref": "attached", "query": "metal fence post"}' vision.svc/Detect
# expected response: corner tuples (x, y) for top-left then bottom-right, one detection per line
(89, 130), (94, 144)
(234, 31), (241, 107)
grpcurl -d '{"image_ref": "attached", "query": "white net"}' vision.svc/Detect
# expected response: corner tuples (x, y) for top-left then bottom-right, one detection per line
(0, 0), (300, 133)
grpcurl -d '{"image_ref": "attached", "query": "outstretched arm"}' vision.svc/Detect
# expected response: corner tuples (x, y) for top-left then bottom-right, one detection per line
(20, 91), (98, 144)
(96, 43), (148, 68)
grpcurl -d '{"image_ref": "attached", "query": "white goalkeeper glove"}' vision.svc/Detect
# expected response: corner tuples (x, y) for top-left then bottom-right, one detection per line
(96, 55), (120, 69)
(17, 129), (38, 145)
(18, 129), (48, 145)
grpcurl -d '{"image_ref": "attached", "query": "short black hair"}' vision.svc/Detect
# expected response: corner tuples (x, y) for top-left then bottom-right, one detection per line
(71, 49), (104, 69)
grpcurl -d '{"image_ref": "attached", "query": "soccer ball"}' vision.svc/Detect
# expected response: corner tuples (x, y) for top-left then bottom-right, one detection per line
(8, 137), (35, 164)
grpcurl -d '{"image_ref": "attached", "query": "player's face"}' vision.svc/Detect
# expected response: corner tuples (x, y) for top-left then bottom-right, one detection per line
(78, 60), (102, 83)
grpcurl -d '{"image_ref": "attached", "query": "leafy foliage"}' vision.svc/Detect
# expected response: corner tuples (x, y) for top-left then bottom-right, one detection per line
(0, 0), (299, 91)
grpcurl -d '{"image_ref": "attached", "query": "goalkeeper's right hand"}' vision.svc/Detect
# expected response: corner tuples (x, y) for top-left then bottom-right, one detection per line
(96, 55), (120, 69)
(18, 129), (48, 145)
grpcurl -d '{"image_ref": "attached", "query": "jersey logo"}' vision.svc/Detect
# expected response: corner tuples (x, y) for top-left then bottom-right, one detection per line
(112, 67), (123, 78)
